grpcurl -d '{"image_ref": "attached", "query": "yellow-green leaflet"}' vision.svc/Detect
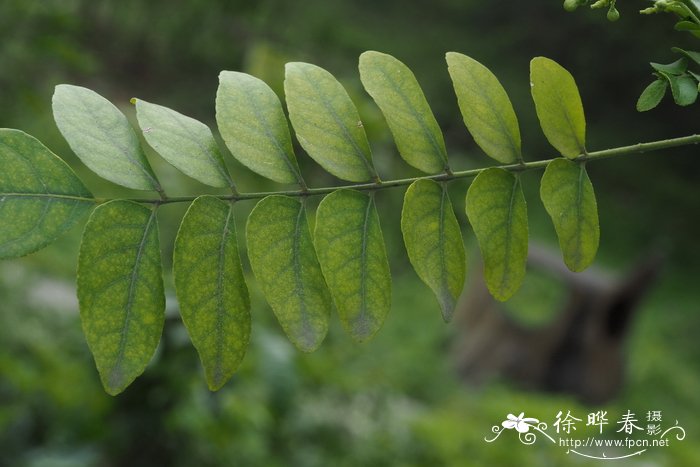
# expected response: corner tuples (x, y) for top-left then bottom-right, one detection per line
(52, 85), (161, 191)
(401, 180), (465, 321)
(133, 99), (233, 188)
(359, 51), (448, 174)
(78, 200), (164, 395)
(530, 57), (586, 159)
(446, 52), (522, 164)
(246, 196), (331, 351)
(285, 62), (376, 182)
(314, 190), (391, 342)
(173, 196), (250, 390)
(466, 168), (528, 301)
(0, 129), (94, 259)
(540, 159), (599, 272)
(216, 72), (302, 184)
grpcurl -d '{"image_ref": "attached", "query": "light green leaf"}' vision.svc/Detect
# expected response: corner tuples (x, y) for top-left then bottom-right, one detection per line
(359, 51), (448, 174)
(401, 179), (465, 321)
(285, 62), (376, 182)
(133, 99), (232, 188)
(669, 74), (699, 106)
(0, 129), (94, 259)
(315, 190), (391, 341)
(466, 168), (528, 301)
(216, 71), (302, 184)
(446, 52), (522, 164)
(530, 57), (586, 159)
(650, 58), (687, 75)
(52, 84), (160, 191)
(636, 79), (668, 112)
(174, 196), (250, 390)
(671, 47), (700, 66)
(78, 200), (164, 395)
(540, 158), (599, 272)
(247, 196), (331, 351)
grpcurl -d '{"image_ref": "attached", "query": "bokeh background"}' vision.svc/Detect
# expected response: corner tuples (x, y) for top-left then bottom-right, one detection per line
(1, 0), (699, 465)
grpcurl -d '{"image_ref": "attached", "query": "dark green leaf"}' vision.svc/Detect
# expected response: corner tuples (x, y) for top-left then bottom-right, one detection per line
(636, 79), (668, 112)
(315, 190), (391, 341)
(540, 159), (599, 272)
(174, 196), (250, 390)
(671, 47), (700, 66)
(446, 52), (522, 164)
(52, 85), (160, 191)
(78, 200), (164, 395)
(0, 129), (94, 259)
(670, 74), (699, 105)
(285, 62), (376, 182)
(466, 168), (528, 301)
(247, 195), (331, 352)
(359, 51), (448, 174)
(401, 179), (465, 321)
(650, 58), (688, 75)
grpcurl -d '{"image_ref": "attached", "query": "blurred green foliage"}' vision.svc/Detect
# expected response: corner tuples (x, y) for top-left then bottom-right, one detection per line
(1, 0), (699, 465)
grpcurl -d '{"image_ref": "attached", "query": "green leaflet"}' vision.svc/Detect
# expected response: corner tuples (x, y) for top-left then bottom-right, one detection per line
(530, 57), (586, 159)
(133, 99), (232, 188)
(446, 52), (522, 164)
(637, 80), (668, 112)
(52, 85), (160, 191)
(173, 196), (250, 390)
(315, 190), (391, 342)
(247, 196), (331, 351)
(359, 51), (448, 174)
(285, 62), (376, 182)
(466, 168), (528, 301)
(78, 200), (164, 395)
(401, 179), (465, 321)
(540, 158), (599, 272)
(216, 71), (302, 185)
(0, 129), (94, 259)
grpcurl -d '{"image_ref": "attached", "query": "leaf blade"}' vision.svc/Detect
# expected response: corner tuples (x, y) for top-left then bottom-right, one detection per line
(466, 168), (528, 301)
(359, 51), (447, 174)
(315, 190), (391, 341)
(247, 195), (331, 351)
(446, 52), (522, 164)
(78, 200), (165, 395)
(401, 179), (466, 321)
(636, 79), (668, 112)
(0, 129), (94, 259)
(174, 196), (250, 390)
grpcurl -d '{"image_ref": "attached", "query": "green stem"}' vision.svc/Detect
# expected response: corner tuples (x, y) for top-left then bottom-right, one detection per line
(116, 134), (700, 205)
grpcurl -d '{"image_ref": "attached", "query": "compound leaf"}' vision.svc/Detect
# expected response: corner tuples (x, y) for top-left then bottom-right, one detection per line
(466, 168), (528, 301)
(359, 51), (447, 174)
(315, 190), (391, 341)
(530, 57), (586, 159)
(174, 196), (250, 390)
(133, 99), (232, 188)
(216, 72), (302, 184)
(52, 85), (160, 191)
(446, 52), (522, 164)
(285, 62), (376, 182)
(0, 129), (94, 259)
(78, 200), (164, 395)
(540, 158), (599, 272)
(247, 196), (331, 351)
(401, 179), (465, 321)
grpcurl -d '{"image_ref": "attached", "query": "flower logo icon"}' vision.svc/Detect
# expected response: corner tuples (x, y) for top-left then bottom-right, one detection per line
(502, 413), (540, 433)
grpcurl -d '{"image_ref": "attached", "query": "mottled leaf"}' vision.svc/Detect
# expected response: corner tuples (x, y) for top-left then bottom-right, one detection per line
(216, 72), (302, 184)
(446, 52), (522, 164)
(540, 158), (599, 272)
(134, 99), (232, 188)
(315, 190), (391, 341)
(52, 85), (160, 191)
(0, 129), (94, 259)
(637, 79), (668, 112)
(466, 168), (528, 301)
(401, 179), (465, 321)
(174, 196), (250, 390)
(78, 200), (164, 395)
(359, 51), (447, 173)
(247, 196), (331, 351)
(530, 57), (586, 159)
(285, 62), (376, 182)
